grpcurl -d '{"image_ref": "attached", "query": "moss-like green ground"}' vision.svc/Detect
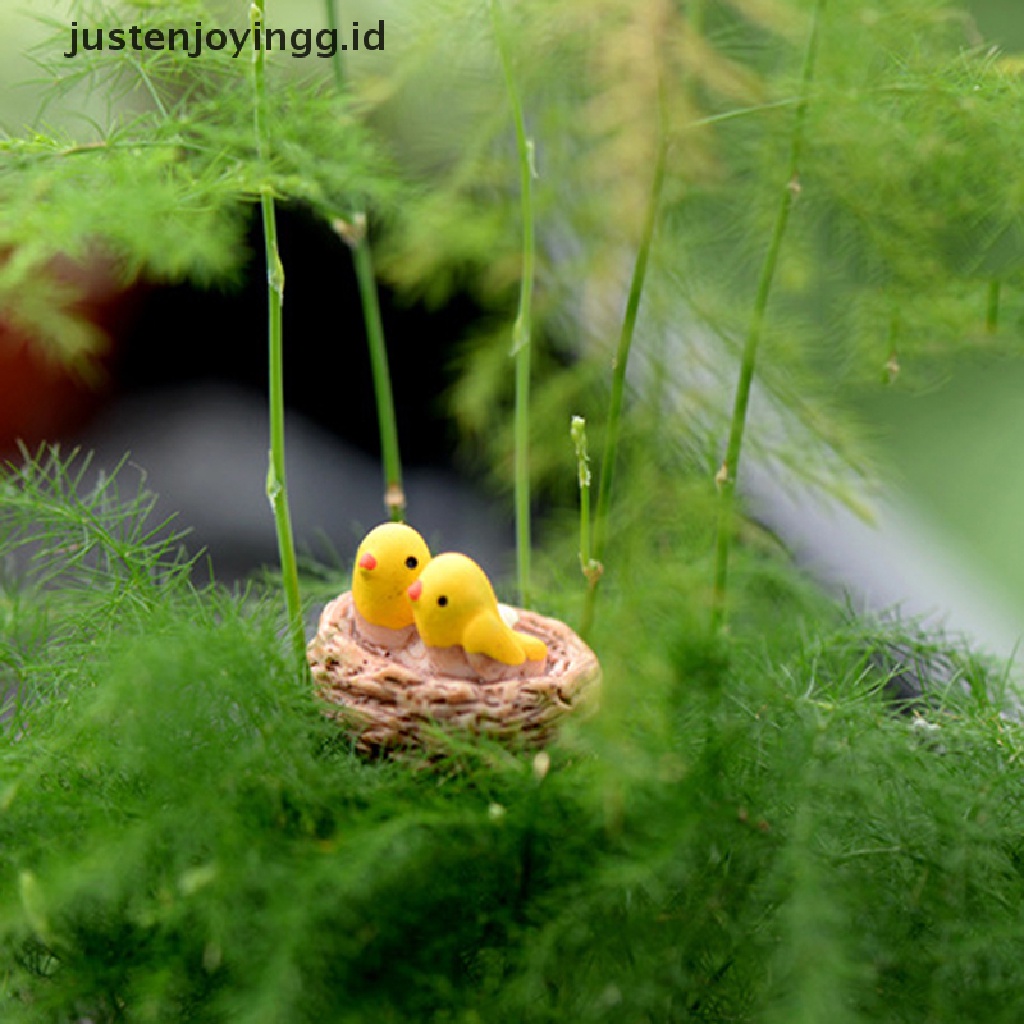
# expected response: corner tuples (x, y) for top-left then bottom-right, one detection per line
(3, 454), (1023, 1023)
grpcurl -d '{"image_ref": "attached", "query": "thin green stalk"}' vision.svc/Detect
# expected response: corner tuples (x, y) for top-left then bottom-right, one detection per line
(252, 1), (305, 668)
(571, 416), (601, 589)
(689, 0), (706, 37)
(513, 333), (532, 608)
(710, 0), (827, 634)
(579, 122), (668, 638)
(491, 0), (534, 608)
(325, 0), (405, 521)
(353, 227), (405, 519)
(325, 0), (345, 93)
(593, 122), (668, 562)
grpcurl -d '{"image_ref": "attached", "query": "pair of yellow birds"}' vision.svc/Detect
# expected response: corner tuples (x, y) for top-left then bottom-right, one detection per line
(351, 522), (548, 668)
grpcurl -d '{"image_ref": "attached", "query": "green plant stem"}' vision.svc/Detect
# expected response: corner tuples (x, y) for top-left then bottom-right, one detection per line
(689, 0), (706, 36)
(252, 1), (305, 669)
(325, 0), (405, 521)
(571, 416), (603, 640)
(579, 477), (591, 575)
(325, 0), (345, 93)
(710, 0), (826, 634)
(491, 0), (534, 608)
(592, 139), (667, 564)
(570, 415), (598, 579)
(579, 122), (667, 638)
(514, 340), (532, 607)
(353, 234), (405, 519)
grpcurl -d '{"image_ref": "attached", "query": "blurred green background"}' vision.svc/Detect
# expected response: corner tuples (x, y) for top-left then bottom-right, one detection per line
(2, 0), (1024, 622)
(971, 0), (1024, 48)
(853, 351), (1024, 624)
(852, 0), (1024, 622)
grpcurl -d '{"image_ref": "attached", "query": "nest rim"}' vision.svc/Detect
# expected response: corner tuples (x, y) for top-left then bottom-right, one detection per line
(307, 592), (601, 756)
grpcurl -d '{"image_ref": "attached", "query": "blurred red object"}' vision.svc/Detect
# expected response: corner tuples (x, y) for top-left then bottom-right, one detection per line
(0, 253), (143, 460)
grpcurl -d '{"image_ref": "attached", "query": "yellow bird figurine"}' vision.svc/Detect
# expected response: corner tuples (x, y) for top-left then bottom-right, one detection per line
(407, 552), (548, 670)
(351, 523), (431, 645)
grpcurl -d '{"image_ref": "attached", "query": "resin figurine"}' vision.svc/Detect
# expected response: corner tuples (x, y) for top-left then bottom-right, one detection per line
(408, 552), (548, 677)
(351, 522), (431, 648)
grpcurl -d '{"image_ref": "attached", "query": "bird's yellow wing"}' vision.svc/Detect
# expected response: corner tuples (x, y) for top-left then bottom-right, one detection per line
(462, 612), (526, 665)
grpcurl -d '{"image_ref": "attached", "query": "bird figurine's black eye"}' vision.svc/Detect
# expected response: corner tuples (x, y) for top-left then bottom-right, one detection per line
(406, 556), (418, 569)
(437, 595), (448, 607)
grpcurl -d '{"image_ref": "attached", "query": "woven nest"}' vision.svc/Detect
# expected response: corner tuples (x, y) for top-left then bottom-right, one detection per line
(308, 592), (600, 756)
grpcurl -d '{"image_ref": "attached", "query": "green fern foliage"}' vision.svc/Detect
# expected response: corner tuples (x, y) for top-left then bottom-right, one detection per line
(1, 452), (1024, 1022)
(4, 1), (1024, 1020)
(0, 1), (398, 364)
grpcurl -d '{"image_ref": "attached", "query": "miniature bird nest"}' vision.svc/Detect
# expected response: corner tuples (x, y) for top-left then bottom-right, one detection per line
(308, 592), (600, 756)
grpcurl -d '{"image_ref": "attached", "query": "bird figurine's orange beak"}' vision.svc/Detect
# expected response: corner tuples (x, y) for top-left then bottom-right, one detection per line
(408, 579), (422, 602)
(358, 553), (377, 571)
